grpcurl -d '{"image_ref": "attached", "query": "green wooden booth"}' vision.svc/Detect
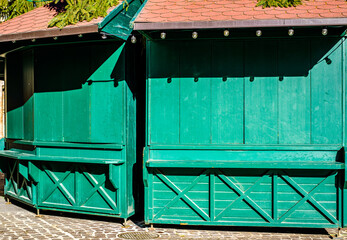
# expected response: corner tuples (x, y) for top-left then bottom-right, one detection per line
(0, 0), (142, 219)
(140, 27), (347, 228)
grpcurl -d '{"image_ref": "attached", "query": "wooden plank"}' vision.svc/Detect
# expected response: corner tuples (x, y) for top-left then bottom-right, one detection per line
(211, 40), (244, 144)
(180, 77), (211, 144)
(149, 149), (338, 162)
(149, 144), (342, 151)
(149, 78), (180, 144)
(278, 39), (310, 144)
(210, 172), (215, 221)
(211, 77), (244, 144)
(146, 160), (344, 170)
(245, 40), (278, 144)
(22, 50), (34, 141)
(311, 38), (343, 144)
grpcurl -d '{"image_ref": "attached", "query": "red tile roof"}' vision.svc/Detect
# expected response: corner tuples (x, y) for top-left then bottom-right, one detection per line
(0, 6), (103, 34)
(134, 0), (347, 30)
(0, 5), (115, 42)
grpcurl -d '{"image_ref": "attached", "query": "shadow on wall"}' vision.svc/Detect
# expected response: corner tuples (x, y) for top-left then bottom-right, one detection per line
(7, 41), (126, 112)
(5, 41), (134, 143)
(148, 37), (344, 79)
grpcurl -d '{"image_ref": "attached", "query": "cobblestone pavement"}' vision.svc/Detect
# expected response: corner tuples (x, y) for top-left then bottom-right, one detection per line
(0, 196), (345, 240)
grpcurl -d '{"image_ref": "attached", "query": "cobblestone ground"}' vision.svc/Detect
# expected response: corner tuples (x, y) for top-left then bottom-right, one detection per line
(0, 196), (345, 240)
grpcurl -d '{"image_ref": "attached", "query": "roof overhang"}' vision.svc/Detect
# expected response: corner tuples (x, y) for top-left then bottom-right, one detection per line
(0, 24), (99, 43)
(0, 0), (143, 43)
(134, 18), (347, 31)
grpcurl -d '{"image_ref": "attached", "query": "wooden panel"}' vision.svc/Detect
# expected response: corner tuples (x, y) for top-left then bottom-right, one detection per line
(180, 77), (211, 144)
(311, 38), (343, 144)
(149, 78), (180, 144)
(6, 53), (23, 139)
(179, 41), (211, 144)
(90, 43), (125, 144)
(245, 40), (278, 144)
(211, 78), (244, 144)
(278, 39), (310, 144)
(35, 47), (63, 142)
(211, 41), (244, 144)
(149, 41), (179, 78)
(147, 168), (338, 227)
(22, 50), (34, 141)
(245, 77), (278, 144)
(179, 40), (211, 77)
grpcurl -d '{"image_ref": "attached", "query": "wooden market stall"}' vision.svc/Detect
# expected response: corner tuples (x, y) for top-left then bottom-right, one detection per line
(134, 0), (347, 229)
(0, 0), (143, 220)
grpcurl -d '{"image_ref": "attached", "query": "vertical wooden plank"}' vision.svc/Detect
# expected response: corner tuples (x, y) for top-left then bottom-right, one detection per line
(211, 41), (244, 144)
(34, 46), (63, 142)
(90, 43), (125, 144)
(149, 78), (180, 144)
(148, 41), (180, 145)
(278, 39), (310, 144)
(245, 40), (278, 144)
(211, 78), (244, 144)
(62, 45), (91, 142)
(311, 38), (343, 144)
(22, 50), (34, 141)
(209, 171), (215, 221)
(343, 36), (347, 228)
(180, 41), (211, 144)
(180, 77), (211, 144)
(272, 173), (278, 222)
(6, 51), (24, 139)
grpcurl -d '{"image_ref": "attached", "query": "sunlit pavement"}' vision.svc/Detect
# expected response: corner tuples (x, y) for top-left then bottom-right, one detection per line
(0, 196), (343, 240)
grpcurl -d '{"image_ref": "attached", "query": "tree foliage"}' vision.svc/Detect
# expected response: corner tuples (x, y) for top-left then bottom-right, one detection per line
(48, 0), (120, 28)
(0, 0), (120, 28)
(0, 0), (46, 20)
(256, 0), (303, 8)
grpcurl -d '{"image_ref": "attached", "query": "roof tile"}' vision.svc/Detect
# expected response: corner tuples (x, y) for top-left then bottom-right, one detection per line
(135, 0), (347, 24)
(0, 5), (109, 36)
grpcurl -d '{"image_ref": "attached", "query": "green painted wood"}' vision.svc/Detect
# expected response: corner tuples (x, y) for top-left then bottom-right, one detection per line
(245, 40), (278, 144)
(145, 37), (346, 228)
(344, 37), (347, 228)
(98, 0), (142, 40)
(3, 40), (138, 218)
(179, 41), (211, 144)
(149, 144), (342, 150)
(22, 50), (34, 141)
(145, 168), (339, 227)
(14, 140), (123, 149)
(6, 52), (24, 139)
(4, 159), (36, 206)
(278, 39), (310, 144)
(146, 160), (344, 170)
(180, 77), (211, 144)
(311, 39), (343, 144)
(149, 78), (180, 144)
(211, 77), (243, 144)
(149, 149), (338, 162)
(0, 150), (125, 164)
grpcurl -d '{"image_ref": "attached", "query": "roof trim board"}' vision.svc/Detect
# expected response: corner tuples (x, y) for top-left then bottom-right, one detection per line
(0, 24), (98, 42)
(134, 18), (347, 31)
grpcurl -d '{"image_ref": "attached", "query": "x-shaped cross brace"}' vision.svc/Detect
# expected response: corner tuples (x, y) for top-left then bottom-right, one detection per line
(278, 171), (337, 224)
(153, 169), (210, 221)
(5, 160), (18, 195)
(42, 165), (76, 206)
(79, 170), (117, 210)
(214, 170), (273, 222)
(17, 176), (32, 201)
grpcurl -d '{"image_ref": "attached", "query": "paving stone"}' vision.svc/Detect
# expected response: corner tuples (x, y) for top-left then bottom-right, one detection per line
(0, 197), (345, 239)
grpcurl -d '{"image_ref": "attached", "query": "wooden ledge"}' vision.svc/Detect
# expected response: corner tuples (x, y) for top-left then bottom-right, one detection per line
(146, 160), (345, 170)
(0, 150), (124, 165)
